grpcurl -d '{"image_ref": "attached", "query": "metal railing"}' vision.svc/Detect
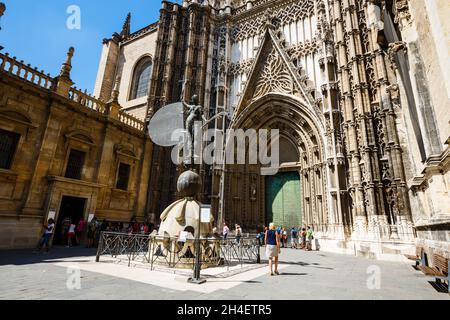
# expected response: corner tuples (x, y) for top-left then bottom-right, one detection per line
(96, 232), (261, 270)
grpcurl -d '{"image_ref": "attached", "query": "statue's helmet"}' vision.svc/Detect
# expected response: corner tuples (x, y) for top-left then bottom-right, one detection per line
(191, 94), (199, 105)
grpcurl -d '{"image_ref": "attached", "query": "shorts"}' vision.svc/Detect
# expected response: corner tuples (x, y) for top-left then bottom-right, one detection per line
(266, 245), (279, 258)
(67, 232), (75, 238)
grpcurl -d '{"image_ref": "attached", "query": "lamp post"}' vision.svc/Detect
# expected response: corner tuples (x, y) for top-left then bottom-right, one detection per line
(187, 112), (228, 285)
(188, 204), (208, 284)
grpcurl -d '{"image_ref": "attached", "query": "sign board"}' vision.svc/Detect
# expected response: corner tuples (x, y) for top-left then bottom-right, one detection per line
(47, 210), (56, 221)
(88, 214), (95, 223)
(201, 205), (211, 223)
(179, 231), (189, 243)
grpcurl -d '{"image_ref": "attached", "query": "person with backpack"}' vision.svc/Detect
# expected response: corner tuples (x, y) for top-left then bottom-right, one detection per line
(290, 227), (298, 249)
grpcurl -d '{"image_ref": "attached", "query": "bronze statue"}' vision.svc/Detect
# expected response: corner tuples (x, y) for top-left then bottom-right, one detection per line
(182, 94), (207, 168)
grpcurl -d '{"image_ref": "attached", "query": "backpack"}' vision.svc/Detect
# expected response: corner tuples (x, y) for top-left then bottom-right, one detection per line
(292, 230), (298, 238)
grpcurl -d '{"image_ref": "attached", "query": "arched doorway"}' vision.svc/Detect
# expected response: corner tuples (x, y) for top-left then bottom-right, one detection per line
(265, 136), (302, 227)
(266, 171), (302, 228)
(220, 94), (328, 233)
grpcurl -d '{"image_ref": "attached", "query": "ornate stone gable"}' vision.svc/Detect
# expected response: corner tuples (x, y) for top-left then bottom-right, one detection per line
(232, 24), (317, 122)
(253, 49), (293, 99)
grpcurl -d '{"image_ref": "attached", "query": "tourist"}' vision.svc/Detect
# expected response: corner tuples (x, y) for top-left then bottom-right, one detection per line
(315, 235), (321, 251)
(86, 217), (97, 248)
(76, 217), (87, 246)
(126, 223), (133, 235)
(35, 218), (55, 254)
(265, 223), (281, 276)
(61, 216), (71, 246)
(276, 225), (282, 236)
(235, 224), (242, 244)
(306, 226), (314, 251)
(132, 220), (140, 234)
(300, 227), (307, 249)
(100, 219), (108, 233)
(263, 227), (268, 246)
(290, 227), (298, 249)
(282, 228), (288, 248)
(256, 231), (264, 246)
(67, 220), (76, 248)
(223, 223), (230, 241)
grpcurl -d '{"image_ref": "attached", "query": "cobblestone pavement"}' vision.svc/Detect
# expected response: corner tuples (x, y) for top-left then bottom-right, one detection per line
(0, 247), (448, 300)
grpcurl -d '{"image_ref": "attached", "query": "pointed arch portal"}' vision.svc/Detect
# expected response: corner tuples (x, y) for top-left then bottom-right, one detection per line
(222, 93), (329, 232)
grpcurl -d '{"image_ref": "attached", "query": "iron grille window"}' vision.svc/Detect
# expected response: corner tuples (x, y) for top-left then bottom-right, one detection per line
(116, 163), (131, 190)
(65, 149), (85, 180)
(0, 129), (20, 170)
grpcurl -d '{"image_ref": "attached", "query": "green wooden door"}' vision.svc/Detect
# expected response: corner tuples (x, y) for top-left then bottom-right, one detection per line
(266, 172), (302, 228)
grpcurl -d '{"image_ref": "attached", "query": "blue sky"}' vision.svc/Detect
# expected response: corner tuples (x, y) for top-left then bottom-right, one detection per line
(0, 0), (174, 92)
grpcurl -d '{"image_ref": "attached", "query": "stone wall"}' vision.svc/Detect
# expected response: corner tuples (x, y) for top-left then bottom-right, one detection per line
(94, 26), (159, 121)
(395, 0), (450, 261)
(0, 59), (152, 249)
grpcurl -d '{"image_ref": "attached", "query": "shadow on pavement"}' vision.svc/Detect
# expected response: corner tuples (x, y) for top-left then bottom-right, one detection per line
(278, 273), (308, 276)
(428, 281), (449, 294)
(0, 247), (98, 266)
(278, 261), (334, 270)
(207, 280), (262, 284)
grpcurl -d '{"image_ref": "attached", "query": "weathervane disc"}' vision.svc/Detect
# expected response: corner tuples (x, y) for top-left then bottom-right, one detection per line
(148, 102), (185, 147)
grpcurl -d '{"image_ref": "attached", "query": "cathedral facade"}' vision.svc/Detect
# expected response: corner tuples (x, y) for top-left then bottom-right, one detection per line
(94, 0), (449, 259)
(0, 0), (448, 261)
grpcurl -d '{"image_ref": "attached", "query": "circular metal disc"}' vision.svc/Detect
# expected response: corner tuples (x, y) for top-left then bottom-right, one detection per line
(148, 102), (185, 147)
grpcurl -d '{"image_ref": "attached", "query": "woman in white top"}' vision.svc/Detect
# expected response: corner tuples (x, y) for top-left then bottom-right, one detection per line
(67, 222), (76, 247)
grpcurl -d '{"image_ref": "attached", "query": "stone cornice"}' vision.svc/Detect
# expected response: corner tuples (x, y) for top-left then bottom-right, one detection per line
(47, 176), (107, 189)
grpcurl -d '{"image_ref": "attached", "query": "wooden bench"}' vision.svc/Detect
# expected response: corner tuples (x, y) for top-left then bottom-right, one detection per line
(404, 247), (424, 267)
(419, 253), (449, 294)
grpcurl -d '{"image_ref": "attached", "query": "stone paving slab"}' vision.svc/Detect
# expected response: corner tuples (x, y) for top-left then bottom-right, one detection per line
(0, 247), (448, 300)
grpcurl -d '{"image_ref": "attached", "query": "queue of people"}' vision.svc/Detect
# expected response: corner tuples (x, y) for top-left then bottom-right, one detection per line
(219, 222), (318, 253)
(35, 216), (156, 253)
(258, 225), (317, 251)
(263, 224), (318, 276)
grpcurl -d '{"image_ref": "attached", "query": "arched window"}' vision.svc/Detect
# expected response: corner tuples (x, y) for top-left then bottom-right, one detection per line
(130, 58), (152, 100)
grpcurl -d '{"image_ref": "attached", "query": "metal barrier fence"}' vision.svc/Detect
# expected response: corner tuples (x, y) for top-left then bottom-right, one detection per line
(96, 232), (261, 270)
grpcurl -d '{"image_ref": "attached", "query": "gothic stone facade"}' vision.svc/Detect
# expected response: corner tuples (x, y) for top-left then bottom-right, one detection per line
(94, 0), (449, 260)
(0, 50), (152, 249)
(1, 0), (448, 261)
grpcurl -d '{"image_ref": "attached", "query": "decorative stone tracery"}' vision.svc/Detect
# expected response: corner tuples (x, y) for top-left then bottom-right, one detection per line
(231, 0), (314, 42)
(253, 50), (293, 99)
